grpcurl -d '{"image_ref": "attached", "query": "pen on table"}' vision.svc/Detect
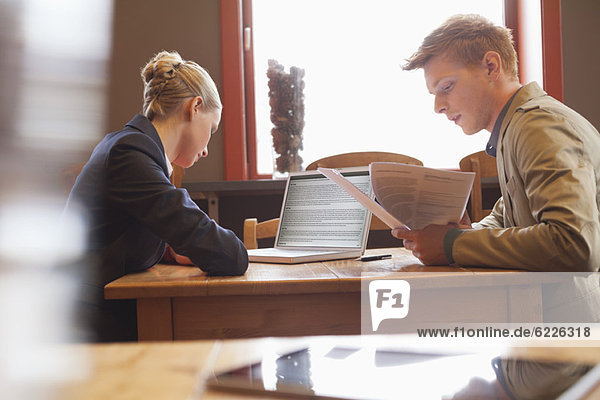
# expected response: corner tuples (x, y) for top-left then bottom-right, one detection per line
(359, 254), (392, 262)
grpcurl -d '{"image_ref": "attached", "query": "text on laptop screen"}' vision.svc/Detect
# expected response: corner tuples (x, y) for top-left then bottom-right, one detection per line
(276, 171), (371, 248)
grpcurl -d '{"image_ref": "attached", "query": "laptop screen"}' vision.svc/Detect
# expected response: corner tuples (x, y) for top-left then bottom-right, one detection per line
(276, 170), (372, 249)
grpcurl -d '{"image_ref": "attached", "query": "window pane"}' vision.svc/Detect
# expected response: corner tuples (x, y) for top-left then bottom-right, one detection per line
(252, 1), (505, 173)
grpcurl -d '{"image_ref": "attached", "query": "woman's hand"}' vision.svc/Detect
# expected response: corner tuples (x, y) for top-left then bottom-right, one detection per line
(163, 244), (195, 266)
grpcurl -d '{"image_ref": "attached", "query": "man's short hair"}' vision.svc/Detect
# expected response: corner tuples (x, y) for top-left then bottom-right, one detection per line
(403, 14), (519, 80)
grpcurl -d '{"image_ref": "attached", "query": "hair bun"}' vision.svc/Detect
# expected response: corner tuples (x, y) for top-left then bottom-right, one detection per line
(141, 50), (184, 85)
(140, 50), (221, 120)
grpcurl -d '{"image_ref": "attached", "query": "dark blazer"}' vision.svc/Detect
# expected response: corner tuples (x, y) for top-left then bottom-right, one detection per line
(66, 114), (248, 340)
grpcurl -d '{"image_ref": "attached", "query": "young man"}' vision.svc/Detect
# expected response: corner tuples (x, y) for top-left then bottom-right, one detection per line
(395, 15), (600, 399)
(395, 14), (600, 273)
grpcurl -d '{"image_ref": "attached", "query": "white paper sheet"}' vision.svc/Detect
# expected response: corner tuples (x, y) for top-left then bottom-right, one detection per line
(318, 163), (475, 230)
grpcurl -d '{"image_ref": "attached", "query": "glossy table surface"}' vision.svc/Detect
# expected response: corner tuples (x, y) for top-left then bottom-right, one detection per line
(48, 334), (600, 400)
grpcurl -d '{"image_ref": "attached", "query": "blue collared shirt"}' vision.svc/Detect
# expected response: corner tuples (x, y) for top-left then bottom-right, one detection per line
(485, 87), (522, 158)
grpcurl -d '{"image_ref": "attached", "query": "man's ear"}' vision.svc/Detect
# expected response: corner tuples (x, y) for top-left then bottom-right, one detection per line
(483, 51), (501, 80)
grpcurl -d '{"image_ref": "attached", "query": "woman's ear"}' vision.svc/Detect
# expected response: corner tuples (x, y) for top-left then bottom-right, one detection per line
(191, 96), (203, 118)
(185, 96), (204, 121)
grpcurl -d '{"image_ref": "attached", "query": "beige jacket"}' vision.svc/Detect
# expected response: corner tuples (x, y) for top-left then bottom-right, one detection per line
(454, 82), (600, 272)
(453, 83), (600, 398)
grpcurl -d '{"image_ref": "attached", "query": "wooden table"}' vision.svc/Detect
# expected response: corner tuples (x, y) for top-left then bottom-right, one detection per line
(105, 248), (561, 341)
(50, 335), (600, 400)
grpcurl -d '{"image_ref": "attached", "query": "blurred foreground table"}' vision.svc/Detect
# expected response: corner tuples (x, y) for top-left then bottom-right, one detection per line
(51, 335), (600, 400)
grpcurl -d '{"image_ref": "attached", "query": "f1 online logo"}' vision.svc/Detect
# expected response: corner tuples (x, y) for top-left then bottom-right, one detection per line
(369, 280), (411, 331)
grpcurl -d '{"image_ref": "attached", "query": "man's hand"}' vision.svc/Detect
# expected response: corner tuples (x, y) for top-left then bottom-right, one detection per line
(391, 224), (456, 265)
(458, 210), (472, 228)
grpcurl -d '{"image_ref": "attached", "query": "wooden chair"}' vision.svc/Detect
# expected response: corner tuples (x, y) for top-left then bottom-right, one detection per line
(243, 151), (423, 249)
(305, 151), (423, 170)
(459, 150), (498, 222)
(243, 217), (280, 251)
(170, 164), (185, 188)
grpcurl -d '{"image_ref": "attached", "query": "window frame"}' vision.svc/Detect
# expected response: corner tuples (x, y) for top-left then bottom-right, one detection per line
(220, 0), (563, 181)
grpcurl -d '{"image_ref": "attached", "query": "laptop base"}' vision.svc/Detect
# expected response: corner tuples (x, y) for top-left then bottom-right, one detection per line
(248, 248), (362, 264)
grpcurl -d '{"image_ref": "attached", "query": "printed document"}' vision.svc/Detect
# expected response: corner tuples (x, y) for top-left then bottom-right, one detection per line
(319, 162), (475, 230)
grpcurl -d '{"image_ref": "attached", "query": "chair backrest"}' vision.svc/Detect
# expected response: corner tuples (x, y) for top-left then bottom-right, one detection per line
(170, 164), (185, 188)
(305, 151), (423, 170)
(243, 152), (424, 249)
(307, 151), (423, 230)
(243, 218), (280, 250)
(459, 150), (498, 222)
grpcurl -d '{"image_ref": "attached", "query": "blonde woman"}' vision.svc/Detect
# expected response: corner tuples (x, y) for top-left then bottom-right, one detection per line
(66, 51), (248, 341)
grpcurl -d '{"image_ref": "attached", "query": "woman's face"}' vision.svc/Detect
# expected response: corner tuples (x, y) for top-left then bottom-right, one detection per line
(175, 106), (221, 168)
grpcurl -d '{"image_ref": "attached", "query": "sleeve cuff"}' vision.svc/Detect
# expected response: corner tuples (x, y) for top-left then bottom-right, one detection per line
(443, 228), (463, 264)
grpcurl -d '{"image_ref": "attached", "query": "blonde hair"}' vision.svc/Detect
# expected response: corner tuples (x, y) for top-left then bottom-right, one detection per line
(141, 50), (221, 120)
(403, 14), (519, 80)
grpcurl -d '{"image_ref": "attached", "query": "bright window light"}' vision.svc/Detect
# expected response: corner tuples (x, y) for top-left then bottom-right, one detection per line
(252, 1), (507, 173)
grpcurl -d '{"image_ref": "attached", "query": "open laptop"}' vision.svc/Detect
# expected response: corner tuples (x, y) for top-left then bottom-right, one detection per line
(247, 167), (372, 263)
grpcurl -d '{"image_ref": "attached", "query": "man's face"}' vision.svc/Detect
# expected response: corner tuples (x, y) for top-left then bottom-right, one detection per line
(424, 54), (495, 135)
